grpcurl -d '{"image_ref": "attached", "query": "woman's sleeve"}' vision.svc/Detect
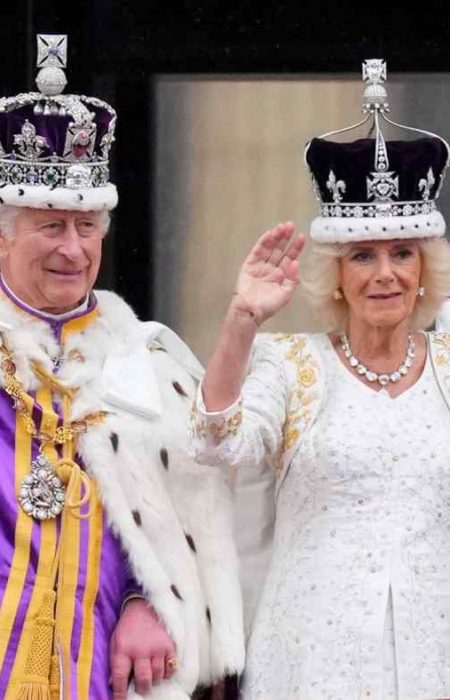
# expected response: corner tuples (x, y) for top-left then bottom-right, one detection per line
(189, 334), (288, 470)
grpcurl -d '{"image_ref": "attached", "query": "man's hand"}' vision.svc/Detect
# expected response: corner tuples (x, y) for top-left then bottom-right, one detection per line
(109, 598), (177, 699)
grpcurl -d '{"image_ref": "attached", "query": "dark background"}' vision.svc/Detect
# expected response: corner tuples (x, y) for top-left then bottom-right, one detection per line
(1, 1), (449, 319)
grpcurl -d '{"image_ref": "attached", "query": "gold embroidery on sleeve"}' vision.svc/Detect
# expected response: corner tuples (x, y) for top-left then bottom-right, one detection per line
(190, 400), (243, 446)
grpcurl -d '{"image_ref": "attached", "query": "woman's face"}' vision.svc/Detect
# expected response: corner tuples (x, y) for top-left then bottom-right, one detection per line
(339, 239), (422, 330)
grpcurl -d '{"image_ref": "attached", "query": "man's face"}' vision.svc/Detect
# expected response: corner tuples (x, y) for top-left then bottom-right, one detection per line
(0, 208), (104, 313)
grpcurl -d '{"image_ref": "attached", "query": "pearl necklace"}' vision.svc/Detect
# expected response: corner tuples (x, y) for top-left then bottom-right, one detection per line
(340, 333), (416, 386)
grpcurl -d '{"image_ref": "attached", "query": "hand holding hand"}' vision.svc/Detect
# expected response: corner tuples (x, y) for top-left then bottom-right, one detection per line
(110, 598), (177, 699)
(232, 221), (305, 325)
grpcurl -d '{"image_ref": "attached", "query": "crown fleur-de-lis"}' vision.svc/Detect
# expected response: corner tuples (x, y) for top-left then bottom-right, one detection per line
(418, 167), (435, 201)
(13, 120), (48, 160)
(326, 170), (346, 202)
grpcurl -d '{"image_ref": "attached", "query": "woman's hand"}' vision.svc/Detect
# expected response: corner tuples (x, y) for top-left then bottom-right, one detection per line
(233, 221), (305, 325)
(109, 598), (177, 699)
(201, 221), (305, 411)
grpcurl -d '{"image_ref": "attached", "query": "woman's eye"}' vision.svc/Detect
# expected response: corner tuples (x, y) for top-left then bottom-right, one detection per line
(351, 251), (371, 262)
(394, 248), (413, 259)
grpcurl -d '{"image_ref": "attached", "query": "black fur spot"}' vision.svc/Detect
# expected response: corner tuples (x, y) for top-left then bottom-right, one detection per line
(78, 193), (84, 201)
(206, 606), (212, 624)
(110, 432), (119, 453)
(185, 533), (197, 553)
(171, 584), (183, 601)
(172, 381), (188, 397)
(160, 447), (169, 469)
(47, 203), (53, 208)
(18, 188), (24, 196)
(132, 510), (142, 526)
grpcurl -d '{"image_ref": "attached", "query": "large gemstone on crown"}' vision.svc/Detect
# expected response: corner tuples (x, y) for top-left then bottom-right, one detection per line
(375, 203), (392, 216)
(43, 167), (59, 186)
(10, 165), (24, 184)
(66, 164), (91, 189)
(26, 169), (39, 184)
(376, 182), (391, 197)
(71, 130), (91, 159)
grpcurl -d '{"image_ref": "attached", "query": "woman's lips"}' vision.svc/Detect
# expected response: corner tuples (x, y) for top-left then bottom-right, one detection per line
(367, 292), (401, 300)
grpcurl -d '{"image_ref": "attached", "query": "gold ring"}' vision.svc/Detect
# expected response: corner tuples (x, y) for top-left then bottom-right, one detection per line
(166, 657), (177, 670)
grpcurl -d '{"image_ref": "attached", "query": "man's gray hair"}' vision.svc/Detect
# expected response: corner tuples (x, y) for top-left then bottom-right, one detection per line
(0, 205), (111, 239)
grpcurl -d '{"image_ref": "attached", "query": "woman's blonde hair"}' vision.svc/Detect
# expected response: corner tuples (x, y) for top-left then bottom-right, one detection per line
(301, 236), (450, 331)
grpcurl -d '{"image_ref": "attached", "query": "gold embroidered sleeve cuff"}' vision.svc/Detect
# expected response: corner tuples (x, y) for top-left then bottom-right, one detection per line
(190, 383), (243, 447)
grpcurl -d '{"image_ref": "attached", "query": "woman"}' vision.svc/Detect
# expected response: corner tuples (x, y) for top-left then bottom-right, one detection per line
(189, 63), (450, 699)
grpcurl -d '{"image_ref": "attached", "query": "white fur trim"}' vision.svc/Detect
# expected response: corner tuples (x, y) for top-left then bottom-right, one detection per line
(0, 289), (245, 696)
(310, 209), (446, 243)
(0, 183), (118, 211)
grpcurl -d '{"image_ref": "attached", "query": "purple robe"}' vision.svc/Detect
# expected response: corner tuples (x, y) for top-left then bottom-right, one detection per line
(0, 281), (140, 699)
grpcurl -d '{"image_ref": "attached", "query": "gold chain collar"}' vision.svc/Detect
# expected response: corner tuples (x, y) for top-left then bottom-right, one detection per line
(0, 336), (108, 520)
(0, 341), (107, 447)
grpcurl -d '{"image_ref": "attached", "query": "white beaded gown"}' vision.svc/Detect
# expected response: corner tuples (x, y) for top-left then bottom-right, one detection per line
(190, 333), (450, 700)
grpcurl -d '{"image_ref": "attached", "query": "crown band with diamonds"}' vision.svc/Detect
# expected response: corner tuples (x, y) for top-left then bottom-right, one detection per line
(0, 159), (110, 189)
(320, 200), (437, 219)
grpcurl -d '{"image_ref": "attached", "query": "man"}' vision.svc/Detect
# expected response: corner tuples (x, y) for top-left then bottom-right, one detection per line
(0, 34), (244, 700)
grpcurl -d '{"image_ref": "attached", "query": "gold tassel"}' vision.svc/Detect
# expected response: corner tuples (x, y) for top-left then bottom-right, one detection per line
(16, 590), (57, 700)
(49, 654), (60, 700)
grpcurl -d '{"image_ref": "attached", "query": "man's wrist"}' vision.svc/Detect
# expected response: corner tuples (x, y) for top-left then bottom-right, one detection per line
(120, 592), (147, 615)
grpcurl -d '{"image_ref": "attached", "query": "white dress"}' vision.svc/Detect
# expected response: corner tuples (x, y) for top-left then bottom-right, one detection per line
(190, 333), (450, 700)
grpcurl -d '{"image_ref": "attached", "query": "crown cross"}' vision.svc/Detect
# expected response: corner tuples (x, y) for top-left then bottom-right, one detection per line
(418, 167), (436, 201)
(36, 35), (67, 69)
(362, 59), (387, 88)
(362, 59), (389, 111)
(326, 170), (346, 202)
(13, 120), (48, 160)
(366, 170), (399, 202)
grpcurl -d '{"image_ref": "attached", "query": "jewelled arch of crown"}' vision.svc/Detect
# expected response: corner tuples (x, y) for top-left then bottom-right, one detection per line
(307, 58), (450, 219)
(0, 34), (117, 190)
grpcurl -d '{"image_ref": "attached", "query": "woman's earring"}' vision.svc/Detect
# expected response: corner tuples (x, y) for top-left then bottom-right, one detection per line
(417, 286), (425, 298)
(333, 289), (343, 301)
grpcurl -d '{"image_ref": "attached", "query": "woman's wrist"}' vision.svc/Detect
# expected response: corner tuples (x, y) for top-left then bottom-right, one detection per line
(229, 293), (262, 327)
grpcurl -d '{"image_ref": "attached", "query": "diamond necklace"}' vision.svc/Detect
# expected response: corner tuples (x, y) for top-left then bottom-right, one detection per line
(340, 333), (416, 386)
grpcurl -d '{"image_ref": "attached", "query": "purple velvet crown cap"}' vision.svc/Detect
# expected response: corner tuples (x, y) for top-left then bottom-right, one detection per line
(0, 34), (118, 211)
(306, 136), (448, 206)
